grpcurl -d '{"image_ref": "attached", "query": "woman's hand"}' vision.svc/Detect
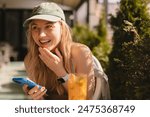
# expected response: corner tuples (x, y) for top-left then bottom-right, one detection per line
(38, 47), (67, 77)
(23, 84), (47, 100)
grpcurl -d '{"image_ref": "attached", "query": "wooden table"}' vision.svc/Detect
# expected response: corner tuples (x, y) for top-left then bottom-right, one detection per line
(0, 61), (28, 99)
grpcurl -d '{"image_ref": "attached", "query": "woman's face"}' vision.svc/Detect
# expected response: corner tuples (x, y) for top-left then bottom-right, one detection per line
(30, 19), (61, 51)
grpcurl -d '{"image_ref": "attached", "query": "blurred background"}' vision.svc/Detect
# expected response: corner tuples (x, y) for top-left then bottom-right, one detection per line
(0, 0), (150, 99)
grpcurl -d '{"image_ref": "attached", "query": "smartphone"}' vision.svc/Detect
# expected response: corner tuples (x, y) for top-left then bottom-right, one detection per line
(12, 77), (42, 89)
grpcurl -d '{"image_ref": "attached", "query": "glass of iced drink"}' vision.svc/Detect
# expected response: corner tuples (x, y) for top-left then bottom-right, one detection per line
(68, 73), (87, 100)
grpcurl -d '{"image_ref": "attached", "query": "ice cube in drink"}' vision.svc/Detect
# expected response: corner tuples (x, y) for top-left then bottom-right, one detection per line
(68, 74), (87, 100)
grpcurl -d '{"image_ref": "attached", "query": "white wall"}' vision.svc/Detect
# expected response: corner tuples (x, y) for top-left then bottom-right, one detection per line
(89, 0), (101, 29)
(76, 2), (87, 25)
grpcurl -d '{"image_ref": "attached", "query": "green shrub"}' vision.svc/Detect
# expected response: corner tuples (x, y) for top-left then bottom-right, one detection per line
(92, 38), (111, 71)
(72, 24), (100, 50)
(107, 0), (150, 99)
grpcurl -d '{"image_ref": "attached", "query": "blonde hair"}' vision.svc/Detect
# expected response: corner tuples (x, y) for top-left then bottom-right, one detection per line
(24, 20), (73, 95)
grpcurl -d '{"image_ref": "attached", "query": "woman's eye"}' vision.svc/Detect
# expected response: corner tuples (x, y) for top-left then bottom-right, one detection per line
(31, 26), (38, 30)
(46, 24), (53, 29)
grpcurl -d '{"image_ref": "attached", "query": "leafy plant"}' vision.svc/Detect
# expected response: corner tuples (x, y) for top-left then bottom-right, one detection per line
(72, 24), (100, 50)
(107, 0), (150, 99)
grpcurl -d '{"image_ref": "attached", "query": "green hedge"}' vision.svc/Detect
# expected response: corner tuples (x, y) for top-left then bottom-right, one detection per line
(107, 0), (150, 99)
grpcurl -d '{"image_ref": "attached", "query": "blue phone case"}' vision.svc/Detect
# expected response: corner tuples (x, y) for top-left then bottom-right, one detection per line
(12, 77), (42, 89)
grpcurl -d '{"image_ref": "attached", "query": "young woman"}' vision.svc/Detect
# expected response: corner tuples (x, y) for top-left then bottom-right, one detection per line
(23, 2), (98, 100)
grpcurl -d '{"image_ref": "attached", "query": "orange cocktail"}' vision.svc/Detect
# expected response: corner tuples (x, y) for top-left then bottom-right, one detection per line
(68, 74), (87, 100)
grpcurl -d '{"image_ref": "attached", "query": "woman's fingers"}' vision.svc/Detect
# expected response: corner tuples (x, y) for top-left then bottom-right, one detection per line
(38, 47), (66, 77)
(39, 47), (59, 60)
(22, 77), (47, 100)
(22, 84), (29, 95)
(55, 48), (62, 60)
(28, 86), (47, 100)
(39, 47), (60, 65)
(28, 86), (39, 95)
(32, 88), (47, 100)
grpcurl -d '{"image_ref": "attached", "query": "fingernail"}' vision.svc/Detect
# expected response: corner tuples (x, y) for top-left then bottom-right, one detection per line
(34, 90), (37, 93)
(44, 89), (47, 93)
(41, 87), (45, 91)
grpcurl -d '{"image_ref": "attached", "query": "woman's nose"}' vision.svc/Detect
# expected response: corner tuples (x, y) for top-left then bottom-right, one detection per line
(39, 30), (46, 37)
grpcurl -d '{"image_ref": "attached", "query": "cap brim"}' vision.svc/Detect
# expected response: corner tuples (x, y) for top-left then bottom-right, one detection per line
(23, 15), (61, 27)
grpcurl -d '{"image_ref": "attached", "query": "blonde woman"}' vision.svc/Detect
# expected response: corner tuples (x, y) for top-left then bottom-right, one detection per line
(22, 2), (96, 100)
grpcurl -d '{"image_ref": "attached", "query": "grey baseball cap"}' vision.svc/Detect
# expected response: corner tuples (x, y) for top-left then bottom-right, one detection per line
(23, 2), (65, 27)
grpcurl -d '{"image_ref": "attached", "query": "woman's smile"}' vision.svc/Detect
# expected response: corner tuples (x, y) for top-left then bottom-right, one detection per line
(39, 39), (51, 44)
